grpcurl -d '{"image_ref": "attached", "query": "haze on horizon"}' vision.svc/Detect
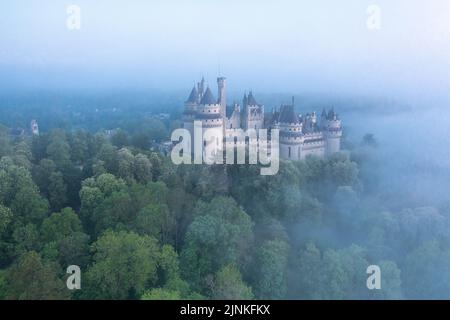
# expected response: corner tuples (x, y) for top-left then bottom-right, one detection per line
(1, 0), (449, 104)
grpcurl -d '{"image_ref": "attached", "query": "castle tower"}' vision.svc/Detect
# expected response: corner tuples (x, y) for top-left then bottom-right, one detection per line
(242, 91), (264, 131)
(217, 77), (227, 118)
(320, 108), (327, 130)
(217, 77), (227, 137)
(197, 77), (205, 101)
(183, 86), (199, 153)
(198, 87), (223, 163)
(226, 102), (241, 130)
(324, 108), (342, 155)
(278, 104), (303, 160)
(30, 120), (39, 135)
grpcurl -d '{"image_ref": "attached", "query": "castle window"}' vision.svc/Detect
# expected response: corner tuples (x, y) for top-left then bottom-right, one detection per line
(288, 147), (291, 158)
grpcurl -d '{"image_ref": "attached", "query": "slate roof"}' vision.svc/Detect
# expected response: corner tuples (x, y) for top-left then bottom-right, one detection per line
(278, 105), (300, 124)
(247, 91), (258, 106)
(186, 86), (198, 103)
(200, 87), (217, 105)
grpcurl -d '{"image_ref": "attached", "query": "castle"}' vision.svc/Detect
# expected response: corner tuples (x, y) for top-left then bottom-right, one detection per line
(182, 77), (342, 161)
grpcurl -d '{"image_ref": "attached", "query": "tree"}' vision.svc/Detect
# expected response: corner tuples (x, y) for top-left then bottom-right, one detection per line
(12, 224), (41, 257)
(111, 129), (129, 148)
(32, 158), (57, 197)
(46, 129), (71, 169)
(251, 239), (289, 299)
(368, 260), (403, 300)
(134, 153), (152, 183)
(141, 288), (181, 300)
(212, 264), (254, 300)
(180, 197), (253, 292)
(134, 203), (174, 244)
(141, 245), (202, 300)
(290, 243), (372, 300)
(82, 173), (126, 197)
(139, 118), (168, 143)
(332, 186), (360, 228)
(58, 231), (90, 269)
(13, 141), (32, 169)
(288, 242), (322, 299)
(0, 159), (49, 225)
(48, 172), (68, 211)
(5, 251), (69, 300)
(39, 207), (90, 269)
(0, 205), (12, 237)
(69, 129), (90, 165)
(403, 240), (450, 299)
(83, 230), (160, 299)
(96, 143), (118, 174)
(361, 133), (378, 147)
(117, 148), (135, 181)
(0, 125), (12, 158)
(326, 158), (360, 189)
(92, 190), (133, 235)
(0, 270), (7, 299)
(40, 208), (83, 243)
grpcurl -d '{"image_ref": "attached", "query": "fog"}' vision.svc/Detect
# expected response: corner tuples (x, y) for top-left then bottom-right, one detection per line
(1, 0), (450, 105)
(1, 0), (450, 299)
(346, 106), (450, 204)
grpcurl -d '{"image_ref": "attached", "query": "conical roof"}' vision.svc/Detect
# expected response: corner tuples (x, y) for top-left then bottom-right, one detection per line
(200, 87), (217, 105)
(247, 91), (258, 106)
(279, 105), (300, 124)
(186, 86), (198, 103)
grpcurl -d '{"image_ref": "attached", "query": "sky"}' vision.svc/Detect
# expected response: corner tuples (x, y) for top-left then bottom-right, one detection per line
(0, 0), (449, 102)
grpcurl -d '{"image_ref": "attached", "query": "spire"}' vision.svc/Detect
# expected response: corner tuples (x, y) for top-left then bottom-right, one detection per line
(186, 86), (198, 104)
(279, 105), (300, 124)
(197, 77), (205, 97)
(328, 107), (336, 119)
(200, 87), (217, 105)
(217, 77), (227, 108)
(247, 91), (258, 106)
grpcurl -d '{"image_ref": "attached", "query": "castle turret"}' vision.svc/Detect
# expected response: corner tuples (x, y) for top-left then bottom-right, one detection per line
(197, 77), (205, 101)
(217, 77), (227, 137)
(242, 91), (264, 131)
(217, 77), (227, 117)
(227, 102), (241, 130)
(198, 87), (223, 163)
(183, 86), (199, 153)
(278, 103), (303, 160)
(324, 108), (342, 155)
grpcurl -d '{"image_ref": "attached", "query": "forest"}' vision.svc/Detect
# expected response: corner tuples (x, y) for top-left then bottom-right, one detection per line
(0, 94), (449, 300)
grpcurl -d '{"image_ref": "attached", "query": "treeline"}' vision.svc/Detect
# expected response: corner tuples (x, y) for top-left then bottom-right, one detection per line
(0, 125), (450, 300)
(0, 90), (180, 133)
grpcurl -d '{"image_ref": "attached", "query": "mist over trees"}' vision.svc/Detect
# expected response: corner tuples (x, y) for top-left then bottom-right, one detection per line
(0, 92), (449, 300)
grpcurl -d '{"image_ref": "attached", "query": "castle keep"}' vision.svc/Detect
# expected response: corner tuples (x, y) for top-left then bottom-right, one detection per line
(182, 77), (342, 161)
